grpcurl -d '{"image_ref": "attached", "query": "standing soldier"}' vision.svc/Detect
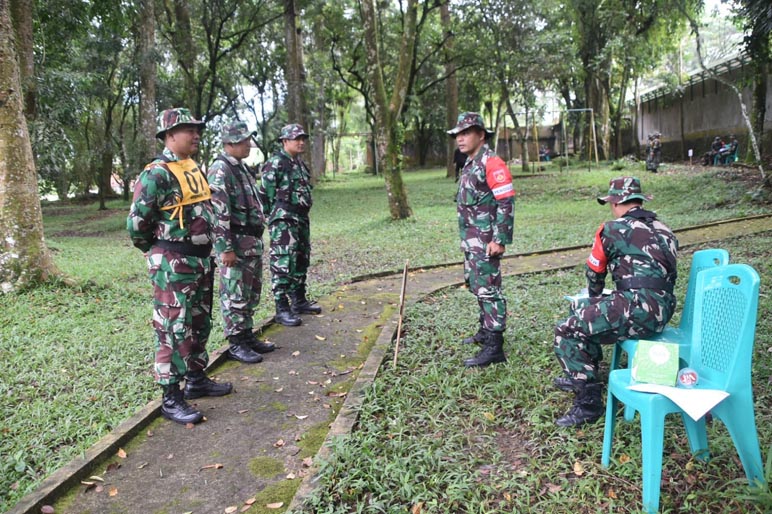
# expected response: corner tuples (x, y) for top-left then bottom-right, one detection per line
(258, 124), (322, 327)
(127, 107), (232, 425)
(552, 177), (678, 427)
(448, 112), (515, 368)
(207, 121), (275, 364)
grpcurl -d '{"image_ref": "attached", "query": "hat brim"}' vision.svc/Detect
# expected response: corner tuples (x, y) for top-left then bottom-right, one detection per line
(156, 121), (205, 141)
(597, 193), (653, 205)
(279, 133), (309, 141)
(225, 131), (257, 144)
(446, 125), (495, 137)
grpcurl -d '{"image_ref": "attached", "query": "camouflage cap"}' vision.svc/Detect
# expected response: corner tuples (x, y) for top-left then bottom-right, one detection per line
(156, 107), (205, 140)
(221, 121), (256, 144)
(446, 112), (494, 137)
(597, 176), (653, 205)
(278, 123), (309, 141)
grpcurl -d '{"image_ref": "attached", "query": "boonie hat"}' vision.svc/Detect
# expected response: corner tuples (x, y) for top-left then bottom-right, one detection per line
(156, 107), (205, 140)
(446, 112), (494, 137)
(597, 176), (653, 205)
(278, 124), (309, 141)
(222, 121), (256, 144)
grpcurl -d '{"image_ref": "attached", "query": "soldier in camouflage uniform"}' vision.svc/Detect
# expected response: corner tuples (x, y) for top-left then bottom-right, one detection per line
(207, 121), (275, 364)
(448, 112), (515, 368)
(553, 176), (678, 427)
(127, 107), (232, 425)
(258, 124), (321, 327)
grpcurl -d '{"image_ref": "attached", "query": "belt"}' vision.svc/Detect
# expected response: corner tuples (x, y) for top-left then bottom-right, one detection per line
(230, 225), (263, 237)
(615, 277), (674, 294)
(276, 201), (310, 217)
(154, 240), (212, 258)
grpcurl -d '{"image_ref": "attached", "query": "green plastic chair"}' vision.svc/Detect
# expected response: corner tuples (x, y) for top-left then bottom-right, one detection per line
(602, 263), (764, 513)
(610, 248), (730, 380)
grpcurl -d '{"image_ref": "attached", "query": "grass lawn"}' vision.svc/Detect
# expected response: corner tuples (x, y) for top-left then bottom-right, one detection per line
(0, 162), (770, 511)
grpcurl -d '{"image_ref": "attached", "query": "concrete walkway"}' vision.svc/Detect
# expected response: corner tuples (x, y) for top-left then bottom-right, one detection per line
(9, 215), (771, 514)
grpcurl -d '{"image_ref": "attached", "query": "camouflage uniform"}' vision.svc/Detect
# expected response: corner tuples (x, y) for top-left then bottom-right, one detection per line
(127, 114), (213, 387)
(554, 177), (678, 383)
(258, 125), (314, 307)
(207, 122), (264, 340)
(453, 117), (515, 333)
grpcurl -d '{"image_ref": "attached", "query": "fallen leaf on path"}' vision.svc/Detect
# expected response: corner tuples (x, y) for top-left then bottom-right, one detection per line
(146, 430), (154, 437)
(238, 409), (249, 414)
(619, 453), (631, 464)
(315, 335), (326, 341)
(199, 463), (224, 471)
(608, 488), (617, 499)
(240, 506), (252, 512)
(137, 462), (148, 469)
(185, 422), (195, 429)
(274, 387), (284, 392)
(302, 457), (313, 467)
(245, 497), (256, 505)
(323, 403), (331, 409)
(273, 439), (285, 447)
(356, 329), (363, 333)
(88, 475), (104, 482)
(295, 414), (308, 420)
(546, 483), (562, 493)
(292, 351), (300, 357)
(288, 370), (298, 375)
(327, 391), (347, 398)
(286, 472), (296, 479)
(307, 381), (318, 385)
(167, 453), (174, 459)
(95, 485), (103, 493)
(41, 506), (54, 514)
(411, 502), (424, 514)
(225, 506), (238, 513)
(117, 448), (127, 459)
(109, 486), (118, 497)
(81, 481), (96, 491)
(573, 461), (584, 476)
(266, 502), (284, 509)
(106, 462), (121, 472)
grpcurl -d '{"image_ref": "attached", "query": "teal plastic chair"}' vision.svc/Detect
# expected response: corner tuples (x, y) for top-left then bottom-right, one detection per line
(602, 263), (764, 513)
(610, 248), (730, 376)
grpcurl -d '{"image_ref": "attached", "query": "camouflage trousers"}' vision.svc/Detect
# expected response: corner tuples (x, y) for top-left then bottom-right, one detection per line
(149, 264), (212, 386)
(463, 251), (506, 332)
(218, 255), (262, 338)
(268, 217), (311, 301)
(553, 291), (674, 382)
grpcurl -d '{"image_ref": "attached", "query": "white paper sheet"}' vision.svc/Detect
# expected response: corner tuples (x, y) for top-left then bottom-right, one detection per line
(626, 383), (730, 421)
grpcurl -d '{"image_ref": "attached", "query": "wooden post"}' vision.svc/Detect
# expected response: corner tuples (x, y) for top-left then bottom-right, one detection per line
(392, 260), (409, 367)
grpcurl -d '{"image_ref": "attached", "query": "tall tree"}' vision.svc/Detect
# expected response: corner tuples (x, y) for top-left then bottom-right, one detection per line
(440, 1), (457, 179)
(361, 0), (414, 219)
(283, 0), (307, 126)
(9, 0), (33, 118)
(0, 0), (59, 292)
(137, 0), (157, 166)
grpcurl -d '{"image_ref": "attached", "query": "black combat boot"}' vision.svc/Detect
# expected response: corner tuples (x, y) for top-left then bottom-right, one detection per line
(555, 381), (604, 427)
(463, 330), (507, 368)
(275, 297), (302, 326)
(227, 333), (264, 363)
(161, 384), (203, 425)
(553, 376), (575, 392)
(462, 315), (485, 345)
(290, 286), (322, 315)
(183, 369), (233, 399)
(243, 331), (276, 354)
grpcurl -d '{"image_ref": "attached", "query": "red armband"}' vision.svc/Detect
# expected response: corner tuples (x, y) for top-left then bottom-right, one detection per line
(586, 223), (607, 272)
(485, 156), (515, 200)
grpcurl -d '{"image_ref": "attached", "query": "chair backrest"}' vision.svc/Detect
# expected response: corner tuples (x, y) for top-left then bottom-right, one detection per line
(689, 264), (760, 392)
(679, 249), (730, 335)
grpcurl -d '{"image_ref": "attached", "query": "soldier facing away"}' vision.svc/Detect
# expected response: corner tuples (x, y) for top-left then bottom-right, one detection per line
(127, 107), (232, 425)
(207, 121), (275, 364)
(448, 112), (515, 368)
(258, 123), (322, 327)
(553, 176), (678, 427)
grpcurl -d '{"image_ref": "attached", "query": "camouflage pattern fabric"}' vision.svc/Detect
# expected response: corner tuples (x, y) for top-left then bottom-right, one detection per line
(278, 123), (309, 141)
(156, 107), (204, 140)
(554, 206), (678, 381)
(207, 154), (265, 337)
(127, 148), (215, 385)
(258, 148), (313, 301)
(217, 255), (262, 337)
(221, 121), (256, 144)
(457, 144), (515, 332)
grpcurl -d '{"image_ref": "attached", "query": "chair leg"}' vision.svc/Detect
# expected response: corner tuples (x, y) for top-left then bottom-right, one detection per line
(713, 400), (764, 484)
(602, 390), (618, 467)
(640, 412), (667, 514)
(681, 413), (709, 461)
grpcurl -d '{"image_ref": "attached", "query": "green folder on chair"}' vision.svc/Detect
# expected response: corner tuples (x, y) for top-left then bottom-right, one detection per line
(631, 340), (679, 386)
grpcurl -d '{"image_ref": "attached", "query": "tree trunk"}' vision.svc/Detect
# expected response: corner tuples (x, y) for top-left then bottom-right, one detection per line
(586, 72), (610, 160)
(440, 2), (457, 179)
(613, 62), (630, 159)
(9, 0), (32, 118)
(0, 0), (59, 292)
(284, 0), (307, 127)
(309, 21), (325, 181)
(138, 0), (157, 166)
(361, 0), (413, 219)
(172, 0), (197, 114)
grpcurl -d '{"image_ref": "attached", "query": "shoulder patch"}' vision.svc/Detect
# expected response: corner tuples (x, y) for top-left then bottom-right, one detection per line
(484, 156), (515, 200)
